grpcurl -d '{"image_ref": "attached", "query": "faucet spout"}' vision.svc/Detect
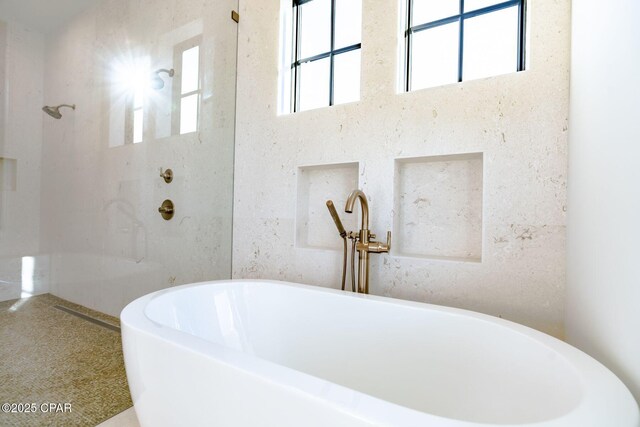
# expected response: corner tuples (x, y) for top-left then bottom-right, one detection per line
(345, 189), (369, 232)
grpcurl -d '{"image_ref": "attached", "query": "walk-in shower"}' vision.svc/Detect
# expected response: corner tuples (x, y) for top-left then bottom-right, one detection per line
(42, 104), (75, 119)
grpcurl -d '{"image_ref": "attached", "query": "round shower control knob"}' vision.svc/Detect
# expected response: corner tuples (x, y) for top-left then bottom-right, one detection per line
(160, 168), (173, 183)
(158, 200), (174, 220)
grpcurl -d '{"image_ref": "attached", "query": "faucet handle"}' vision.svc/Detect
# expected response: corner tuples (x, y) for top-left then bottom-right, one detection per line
(367, 231), (391, 253)
(160, 168), (173, 183)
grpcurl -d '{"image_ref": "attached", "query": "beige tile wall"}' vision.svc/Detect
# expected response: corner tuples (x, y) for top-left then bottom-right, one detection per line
(233, 0), (571, 337)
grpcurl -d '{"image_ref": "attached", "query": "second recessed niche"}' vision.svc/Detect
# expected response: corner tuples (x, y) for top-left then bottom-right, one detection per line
(296, 162), (359, 250)
(394, 153), (483, 262)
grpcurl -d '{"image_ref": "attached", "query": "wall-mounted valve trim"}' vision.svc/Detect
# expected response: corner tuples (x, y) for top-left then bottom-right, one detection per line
(160, 168), (173, 183)
(158, 199), (174, 220)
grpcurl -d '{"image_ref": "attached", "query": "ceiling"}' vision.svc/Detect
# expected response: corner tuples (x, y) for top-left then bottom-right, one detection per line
(0, 0), (103, 33)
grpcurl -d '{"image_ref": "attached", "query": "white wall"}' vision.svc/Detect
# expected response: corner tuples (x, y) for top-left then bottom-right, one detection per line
(566, 0), (640, 403)
(234, 0), (571, 336)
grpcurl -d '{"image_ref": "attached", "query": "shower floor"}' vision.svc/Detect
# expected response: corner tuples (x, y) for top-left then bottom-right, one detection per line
(0, 294), (132, 426)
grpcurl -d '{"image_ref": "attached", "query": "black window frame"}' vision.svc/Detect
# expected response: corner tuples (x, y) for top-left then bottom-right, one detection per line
(404, 0), (526, 92)
(291, 0), (362, 112)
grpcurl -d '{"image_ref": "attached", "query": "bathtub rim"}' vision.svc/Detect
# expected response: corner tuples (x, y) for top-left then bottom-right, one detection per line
(121, 279), (640, 426)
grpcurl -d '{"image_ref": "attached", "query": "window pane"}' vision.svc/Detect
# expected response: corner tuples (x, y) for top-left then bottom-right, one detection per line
(411, 23), (459, 90)
(134, 86), (144, 109)
(181, 45), (200, 94)
(299, 0), (331, 58)
(180, 94), (198, 134)
(133, 108), (143, 143)
(333, 49), (360, 105)
(334, 0), (362, 49)
(464, 0), (503, 12)
(298, 57), (330, 111)
(463, 6), (518, 81)
(412, 0), (459, 25)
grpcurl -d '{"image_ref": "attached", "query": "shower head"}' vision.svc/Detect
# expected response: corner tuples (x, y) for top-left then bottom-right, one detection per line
(42, 104), (75, 119)
(151, 68), (174, 90)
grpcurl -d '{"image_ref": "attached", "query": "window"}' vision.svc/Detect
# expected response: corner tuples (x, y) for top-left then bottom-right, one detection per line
(108, 55), (149, 146)
(125, 84), (145, 144)
(173, 37), (202, 135)
(404, 0), (526, 91)
(132, 87), (144, 143)
(285, 0), (362, 113)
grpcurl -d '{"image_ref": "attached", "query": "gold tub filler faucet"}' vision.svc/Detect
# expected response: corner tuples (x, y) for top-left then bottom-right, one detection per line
(326, 190), (391, 294)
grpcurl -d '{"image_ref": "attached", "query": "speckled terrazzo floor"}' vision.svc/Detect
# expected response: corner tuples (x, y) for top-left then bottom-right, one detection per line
(0, 294), (133, 427)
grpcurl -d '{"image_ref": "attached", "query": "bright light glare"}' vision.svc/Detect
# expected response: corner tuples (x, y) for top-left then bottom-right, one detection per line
(109, 56), (151, 144)
(110, 57), (151, 98)
(21, 256), (35, 298)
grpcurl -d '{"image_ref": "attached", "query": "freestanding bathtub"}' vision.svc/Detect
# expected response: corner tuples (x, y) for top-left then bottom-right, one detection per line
(121, 280), (639, 427)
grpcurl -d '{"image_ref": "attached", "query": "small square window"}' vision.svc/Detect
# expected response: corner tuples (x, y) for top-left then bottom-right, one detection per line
(133, 108), (143, 143)
(333, 49), (361, 105)
(404, 0), (526, 91)
(299, 57), (331, 112)
(463, 6), (519, 81)
(411, 22), (459, 90)
(181, 46), (200, 94)
(299, 0), (331, 58)
(180, 93), (199, 134)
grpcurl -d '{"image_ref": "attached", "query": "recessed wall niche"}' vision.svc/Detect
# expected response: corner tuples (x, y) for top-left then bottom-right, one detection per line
(394, 153), (483, 262)
(296, 162), (359, 250)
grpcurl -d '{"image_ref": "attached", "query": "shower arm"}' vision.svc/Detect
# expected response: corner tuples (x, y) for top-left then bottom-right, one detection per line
(156, 69), (175, 77)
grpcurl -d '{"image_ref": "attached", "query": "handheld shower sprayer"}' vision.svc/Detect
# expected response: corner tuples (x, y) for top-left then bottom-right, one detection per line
(326, 200), (351, 291)
(326, 200), (346, 238)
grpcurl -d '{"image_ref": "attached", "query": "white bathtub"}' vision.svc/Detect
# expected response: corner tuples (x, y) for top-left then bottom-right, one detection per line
(121, 280), (639, 427)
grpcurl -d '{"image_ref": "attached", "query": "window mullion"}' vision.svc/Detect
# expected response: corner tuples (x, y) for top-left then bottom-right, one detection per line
(181, 89), (200, 98)
(406, 0), (413, 92)
(329, 0), (336, 106)
(458, 0), (464, 83)
(517, 0), (526, 71)
(293, 4), (301, 112)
